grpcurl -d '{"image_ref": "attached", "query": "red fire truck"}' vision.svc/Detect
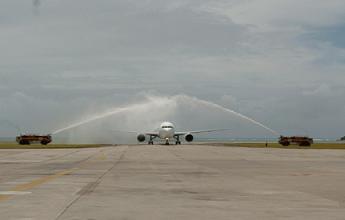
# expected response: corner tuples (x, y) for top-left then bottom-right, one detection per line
(16, 134), (52, 145)
(279, 136), (313, 146)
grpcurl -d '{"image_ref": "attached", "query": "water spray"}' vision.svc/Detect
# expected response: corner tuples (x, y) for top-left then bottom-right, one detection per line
(184, 96), (280, 136)
(52, 105), (138, 135)
(51, 96), (174, 135)
(51, 95), (279, 136)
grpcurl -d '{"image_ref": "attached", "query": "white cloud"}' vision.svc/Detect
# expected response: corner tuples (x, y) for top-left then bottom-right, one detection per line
(203, 0), (345, 30)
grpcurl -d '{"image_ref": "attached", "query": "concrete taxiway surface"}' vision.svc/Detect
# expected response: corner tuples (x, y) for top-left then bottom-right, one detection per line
(0, 145), (345, 220)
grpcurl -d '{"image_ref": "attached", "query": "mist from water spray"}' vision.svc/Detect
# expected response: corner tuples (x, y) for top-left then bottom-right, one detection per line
(52, 95), (279, 136)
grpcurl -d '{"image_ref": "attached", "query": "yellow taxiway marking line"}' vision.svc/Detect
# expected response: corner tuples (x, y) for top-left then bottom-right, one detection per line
(97, 153), (107, 160)
(0, 149), (108, 202)
(0, 168), (75, 202)
(0, 195), (11, 201)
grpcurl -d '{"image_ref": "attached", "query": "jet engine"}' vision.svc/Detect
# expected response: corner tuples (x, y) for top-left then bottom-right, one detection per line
(137, 134), (146, 142)
(185, 133), (194, 142)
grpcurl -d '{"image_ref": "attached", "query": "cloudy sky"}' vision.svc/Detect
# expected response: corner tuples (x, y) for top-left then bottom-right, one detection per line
(0, 0), (345, 141)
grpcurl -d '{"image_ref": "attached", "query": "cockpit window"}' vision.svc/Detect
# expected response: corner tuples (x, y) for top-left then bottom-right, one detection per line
(162, 126), (173, 128)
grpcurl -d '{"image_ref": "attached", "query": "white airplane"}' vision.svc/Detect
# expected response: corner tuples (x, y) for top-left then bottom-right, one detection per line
(136, 121), (229, 145)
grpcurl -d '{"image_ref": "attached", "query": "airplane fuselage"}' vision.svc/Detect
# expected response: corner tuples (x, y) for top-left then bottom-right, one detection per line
(158, 122), (175, 140)
(137, 121), (224, 145)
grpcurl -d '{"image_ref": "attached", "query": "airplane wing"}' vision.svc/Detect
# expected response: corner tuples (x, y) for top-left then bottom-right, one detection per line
(145, 132), (159, 137)
(174, 129), (230, 136)
(112, 130), (159, 137)
(112, 130), (138, 134)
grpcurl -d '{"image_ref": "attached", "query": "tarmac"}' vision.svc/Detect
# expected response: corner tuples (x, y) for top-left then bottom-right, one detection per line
(0, 144), (345, 220)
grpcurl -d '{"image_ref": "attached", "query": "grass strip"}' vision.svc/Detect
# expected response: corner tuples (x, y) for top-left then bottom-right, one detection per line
(215, 142), (345, 149)
(0, 143), (107, 149)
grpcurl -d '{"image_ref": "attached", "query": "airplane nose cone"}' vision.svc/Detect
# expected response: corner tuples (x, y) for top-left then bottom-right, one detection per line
(160, 128), (173, 139)
(162, 129), (169, 135)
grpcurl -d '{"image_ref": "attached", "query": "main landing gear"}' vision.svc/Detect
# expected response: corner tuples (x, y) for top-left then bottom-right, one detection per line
(148, 135), (155, 145)
(175, 136), (181, 145)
